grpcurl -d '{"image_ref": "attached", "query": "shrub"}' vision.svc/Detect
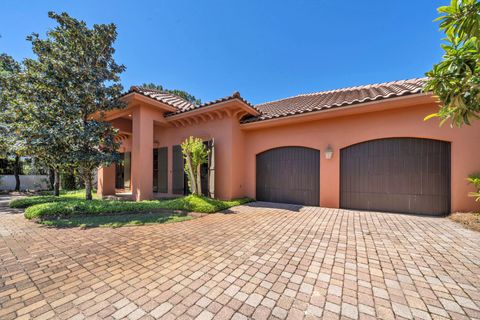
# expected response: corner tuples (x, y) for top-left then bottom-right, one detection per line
(23, 195), (252, 220)
(467, 173), (480, 202)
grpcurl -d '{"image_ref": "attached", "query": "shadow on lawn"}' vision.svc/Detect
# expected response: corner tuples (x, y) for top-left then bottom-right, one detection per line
(39, 212), (193, 229)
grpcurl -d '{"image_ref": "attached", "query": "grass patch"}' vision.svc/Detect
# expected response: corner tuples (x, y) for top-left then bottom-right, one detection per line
(450, 212), (480, 232)
(23, 195), (253, 220)
(40, 212), (192, 228)
(154, 195), (252, 213)
(10, 190), (97, 208)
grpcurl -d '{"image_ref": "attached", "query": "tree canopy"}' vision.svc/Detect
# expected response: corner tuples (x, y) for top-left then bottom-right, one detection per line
(0, 54), (25, 191)
(12, 12), (126, 199)
(425, 0), (480, 126)
(141, 83), (201, 105)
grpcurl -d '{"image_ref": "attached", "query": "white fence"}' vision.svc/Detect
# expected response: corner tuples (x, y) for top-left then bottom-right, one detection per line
(0, 175), (49, 191)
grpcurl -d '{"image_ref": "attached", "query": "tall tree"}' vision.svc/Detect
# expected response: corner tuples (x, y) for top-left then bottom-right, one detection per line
(20, 54), (76, 196)
(0, 54), (24, 191)
(24, 12), (125, 200)
(424, 0), (480, 126)
(141, 83), (202, 105)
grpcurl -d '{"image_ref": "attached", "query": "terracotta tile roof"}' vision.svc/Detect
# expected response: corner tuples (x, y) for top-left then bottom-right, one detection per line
(242, 78), (427, 123)
(129, 87), (257, 117)
(129, 86), (197, 112)
(194, 91), (257, 111)
(127, 78), (426, 123)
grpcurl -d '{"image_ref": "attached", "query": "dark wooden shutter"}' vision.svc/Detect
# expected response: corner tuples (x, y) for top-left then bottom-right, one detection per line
(172, 145), (185, 194)
(158, 147), (168, 193)
(115, 153), (124, 189)
(124, 152), (131, 189)
(116, 152), (131, 189)
(153, 149), (159, 192)
(208, 139), (215, 198)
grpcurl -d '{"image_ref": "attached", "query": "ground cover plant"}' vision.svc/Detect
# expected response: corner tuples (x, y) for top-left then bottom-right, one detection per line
(40, 212), (193, 228)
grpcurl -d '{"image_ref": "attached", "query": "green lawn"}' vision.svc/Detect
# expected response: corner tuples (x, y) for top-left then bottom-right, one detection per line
(10, 190), (97, 208)
(40, 212), (193, 228)
(12, 192), (252, 224)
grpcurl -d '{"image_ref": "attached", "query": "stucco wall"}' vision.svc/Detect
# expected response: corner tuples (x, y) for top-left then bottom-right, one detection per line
(100, 97), (480, 213)
(242, 102), (480, 213)
(154, 116), (244, 200)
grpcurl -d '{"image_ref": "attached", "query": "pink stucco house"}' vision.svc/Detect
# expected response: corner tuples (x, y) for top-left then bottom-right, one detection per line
(97, 78), (480, 215)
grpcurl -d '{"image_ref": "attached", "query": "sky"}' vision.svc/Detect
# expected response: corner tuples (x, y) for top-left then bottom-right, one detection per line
(0, 0), (446, 105)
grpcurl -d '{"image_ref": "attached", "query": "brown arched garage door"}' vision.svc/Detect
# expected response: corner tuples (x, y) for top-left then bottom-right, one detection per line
(256, 147), (320, 206)
(340, 138), (451, 215)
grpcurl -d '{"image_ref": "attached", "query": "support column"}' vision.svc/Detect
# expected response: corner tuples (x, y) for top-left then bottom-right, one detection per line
(97, 165), (116, 198)
(131, 106), (154, 201)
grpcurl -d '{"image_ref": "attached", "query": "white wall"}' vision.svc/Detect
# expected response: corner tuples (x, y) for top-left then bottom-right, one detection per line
(0, 175), (49, 191)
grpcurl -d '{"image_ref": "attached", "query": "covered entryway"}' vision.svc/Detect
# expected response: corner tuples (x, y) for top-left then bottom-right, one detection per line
(340, 138), (451, 215)
(115, 152), (131, 190)
(256, 147), (320, 206)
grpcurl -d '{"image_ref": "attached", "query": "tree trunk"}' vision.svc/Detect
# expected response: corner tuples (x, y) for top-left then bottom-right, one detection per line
(53, 169), (60, 196)
(48, 168), (55, 190)
(13, 155), (20, 192)
(185, 153), (197, 195)
(196, 163), (202, 196)
(76, 168), (85, 189)
(61, 168), (76, 190)
(84, 170), (93, 200)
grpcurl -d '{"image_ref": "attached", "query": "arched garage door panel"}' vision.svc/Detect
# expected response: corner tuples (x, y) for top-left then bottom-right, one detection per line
(340, 138), (450, 215)
(256, 147), (320, 206)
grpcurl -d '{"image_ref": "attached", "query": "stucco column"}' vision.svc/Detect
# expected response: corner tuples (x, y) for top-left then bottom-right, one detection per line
(131, 106), (154, 201)
(319, 146), (340, 208)
(97, 165), (116, 197)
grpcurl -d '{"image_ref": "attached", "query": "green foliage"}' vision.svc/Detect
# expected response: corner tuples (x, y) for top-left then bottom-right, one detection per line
(39, 213), (192, 228)
(181, 137), (209, 195)
(141, 83), (201, 105)
(17, 12), (126, 200)
(0, 54), (25, 165)
(22, 194), (252, 219)
(424, 0), (480, 126)
(467, 173), (480, 202)
(160, 195), (252, 213)
(10, 196), (73, 208)
(10, 190), (97, 208)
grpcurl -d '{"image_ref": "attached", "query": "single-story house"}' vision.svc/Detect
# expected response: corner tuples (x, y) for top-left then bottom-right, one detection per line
(97, 78), (480, 215)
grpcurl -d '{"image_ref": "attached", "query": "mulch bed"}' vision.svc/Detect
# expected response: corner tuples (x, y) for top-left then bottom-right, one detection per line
(450, 212), (480, 232)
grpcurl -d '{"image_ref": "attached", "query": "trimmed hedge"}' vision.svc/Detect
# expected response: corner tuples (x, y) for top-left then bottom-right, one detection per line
(24, 195), (252, 220)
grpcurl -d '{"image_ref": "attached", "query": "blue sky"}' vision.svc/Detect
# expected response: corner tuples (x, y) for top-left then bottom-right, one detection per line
(0, 0), (446, 104)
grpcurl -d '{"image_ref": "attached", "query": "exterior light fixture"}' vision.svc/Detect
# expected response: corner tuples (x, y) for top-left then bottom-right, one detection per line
(324, 145), (333, 160)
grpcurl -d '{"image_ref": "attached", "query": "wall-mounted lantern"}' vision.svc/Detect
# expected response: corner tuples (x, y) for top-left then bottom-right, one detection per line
(324, 145), (333, 160)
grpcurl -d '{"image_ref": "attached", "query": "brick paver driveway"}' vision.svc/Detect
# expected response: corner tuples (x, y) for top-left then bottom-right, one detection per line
(1, 197), (479, 320)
